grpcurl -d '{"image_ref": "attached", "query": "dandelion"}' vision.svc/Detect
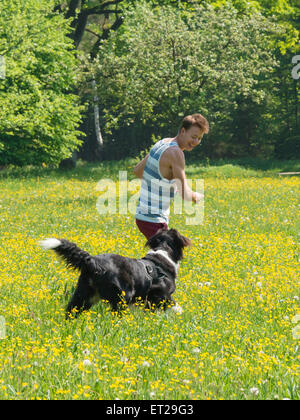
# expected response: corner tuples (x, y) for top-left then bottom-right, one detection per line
(249, 387), (259, 396)
(141, 361), (151, 368)
(171, 303), (183, 314)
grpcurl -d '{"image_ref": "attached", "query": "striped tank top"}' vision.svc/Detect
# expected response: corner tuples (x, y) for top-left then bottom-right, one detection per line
(135, 139), (178, 224)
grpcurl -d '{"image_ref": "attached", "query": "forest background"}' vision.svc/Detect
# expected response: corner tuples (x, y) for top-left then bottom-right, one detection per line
(0, 0), (299, 167)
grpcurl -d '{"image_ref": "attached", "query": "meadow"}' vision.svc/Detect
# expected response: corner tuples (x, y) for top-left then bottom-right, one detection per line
(0, 159), (299, 400)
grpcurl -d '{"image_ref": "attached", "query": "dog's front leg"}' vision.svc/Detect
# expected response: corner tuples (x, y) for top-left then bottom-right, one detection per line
(147, 284), (175, 311)
(159, 295), (176, 311)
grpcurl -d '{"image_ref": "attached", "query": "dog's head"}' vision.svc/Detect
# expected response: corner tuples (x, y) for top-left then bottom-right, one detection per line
(145, 228), (192, 262)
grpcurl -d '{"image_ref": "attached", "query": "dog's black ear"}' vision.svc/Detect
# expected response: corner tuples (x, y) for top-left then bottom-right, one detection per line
(145, 228), (167, 249)
(169, 229), (192, 248)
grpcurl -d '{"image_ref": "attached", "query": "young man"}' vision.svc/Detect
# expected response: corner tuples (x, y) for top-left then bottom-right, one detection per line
(133, 113), (209, 239)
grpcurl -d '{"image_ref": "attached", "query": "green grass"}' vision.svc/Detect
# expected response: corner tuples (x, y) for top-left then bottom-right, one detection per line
(0, 160), (299, 400)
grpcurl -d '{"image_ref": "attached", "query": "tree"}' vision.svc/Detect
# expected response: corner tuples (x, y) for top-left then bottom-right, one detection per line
(53, 0), (197, 162)
(92, 2), (282, 156)
(0, 0), (85, 166)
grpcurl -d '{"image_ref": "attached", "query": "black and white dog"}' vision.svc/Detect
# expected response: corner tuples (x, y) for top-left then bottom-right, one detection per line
(40, 229), (191, 318)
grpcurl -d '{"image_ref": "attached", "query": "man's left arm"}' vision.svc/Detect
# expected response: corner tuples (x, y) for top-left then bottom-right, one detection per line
(133, 154), (149, 179)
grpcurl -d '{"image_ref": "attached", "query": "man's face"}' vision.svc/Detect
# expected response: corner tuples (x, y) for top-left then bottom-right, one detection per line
(180, 126), (204, 151)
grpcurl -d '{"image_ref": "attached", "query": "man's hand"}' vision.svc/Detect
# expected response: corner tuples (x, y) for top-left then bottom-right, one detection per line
(192, 192), (204, 203)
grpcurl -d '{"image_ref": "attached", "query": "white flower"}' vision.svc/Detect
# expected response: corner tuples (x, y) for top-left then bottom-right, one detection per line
(249, 387), (259, 396)
(83, 349), (90, 356)
(83, 359), (92, 367)
(192, 347), (200, 354)
(142, 361), (151, 367)
(171, 303), (183, 314)
(183, 379), (191, 384)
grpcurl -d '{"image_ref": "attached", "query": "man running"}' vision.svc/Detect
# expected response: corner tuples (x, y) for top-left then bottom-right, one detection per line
(133, 113), (209, 239)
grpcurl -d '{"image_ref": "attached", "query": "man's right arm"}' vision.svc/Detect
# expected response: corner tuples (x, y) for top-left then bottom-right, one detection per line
(171, 149), (201, 203)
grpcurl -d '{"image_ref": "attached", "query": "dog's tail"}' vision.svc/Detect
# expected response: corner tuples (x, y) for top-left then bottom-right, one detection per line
(39, 238), (98, 273)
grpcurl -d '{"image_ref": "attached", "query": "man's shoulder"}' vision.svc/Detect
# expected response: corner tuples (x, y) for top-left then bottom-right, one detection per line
(164, 145), (184, 161)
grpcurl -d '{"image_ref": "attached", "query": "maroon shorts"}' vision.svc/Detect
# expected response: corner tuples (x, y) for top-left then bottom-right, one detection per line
(135, 219), (168, 240)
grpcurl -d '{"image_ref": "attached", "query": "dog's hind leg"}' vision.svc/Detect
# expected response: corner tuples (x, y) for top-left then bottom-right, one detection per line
(65, 274), (94, 319)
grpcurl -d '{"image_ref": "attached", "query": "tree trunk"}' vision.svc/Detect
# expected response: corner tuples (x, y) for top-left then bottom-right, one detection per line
(92, 79), (104, 149)
(59, 1), (126, 167)
(78, 80), (104, 162)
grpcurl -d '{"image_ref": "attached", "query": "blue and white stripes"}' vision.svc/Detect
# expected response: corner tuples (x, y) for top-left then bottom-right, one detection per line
(135, 139), (178, 224)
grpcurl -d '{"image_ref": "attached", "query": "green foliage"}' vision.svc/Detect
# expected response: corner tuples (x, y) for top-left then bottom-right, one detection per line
(211, 0), (299, 53)
(0, 0), (85, 166)
(275, 135), (300, 159)
(93, 2), (282, 133)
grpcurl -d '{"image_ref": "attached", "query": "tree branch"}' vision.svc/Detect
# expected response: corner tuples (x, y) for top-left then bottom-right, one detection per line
(90, 16), (124, 60)
(85, 28), (102, 39)
(73, 11), (88, 48)
(65, 0), (81, 19)
(84, 8), (122, 16)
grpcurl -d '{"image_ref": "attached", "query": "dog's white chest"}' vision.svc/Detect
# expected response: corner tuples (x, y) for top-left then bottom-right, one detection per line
(146, 250), (179, 273)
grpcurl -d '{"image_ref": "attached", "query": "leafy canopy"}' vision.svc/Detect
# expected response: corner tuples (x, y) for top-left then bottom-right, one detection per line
(93, 1), (283, 132)
(0, 0), (85, 166)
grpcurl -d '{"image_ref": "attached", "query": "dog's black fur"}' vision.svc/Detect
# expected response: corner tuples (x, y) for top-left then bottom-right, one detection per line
(40, 229), (191, 318)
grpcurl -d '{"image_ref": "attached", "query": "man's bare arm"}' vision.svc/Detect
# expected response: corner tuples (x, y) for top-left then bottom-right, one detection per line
(170, 149), (198, 202)
(133, 154), (149, 179)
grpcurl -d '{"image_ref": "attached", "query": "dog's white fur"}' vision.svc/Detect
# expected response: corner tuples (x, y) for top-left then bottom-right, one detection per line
(39, 238), (62, 250)
(146, 249), (179, 273)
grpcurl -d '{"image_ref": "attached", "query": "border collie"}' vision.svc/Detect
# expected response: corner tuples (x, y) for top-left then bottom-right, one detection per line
(40, 229), (191, 318)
